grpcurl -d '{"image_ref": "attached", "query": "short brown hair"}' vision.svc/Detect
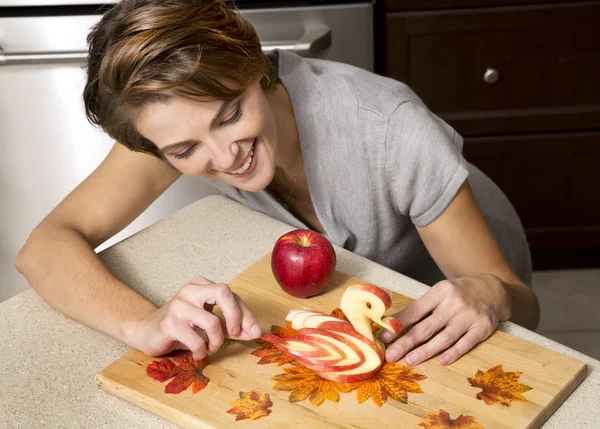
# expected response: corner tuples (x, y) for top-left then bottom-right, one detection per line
(83, 0), (276, 158)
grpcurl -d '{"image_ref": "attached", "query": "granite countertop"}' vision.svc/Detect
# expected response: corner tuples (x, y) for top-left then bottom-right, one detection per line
(1, 195), (599, 428)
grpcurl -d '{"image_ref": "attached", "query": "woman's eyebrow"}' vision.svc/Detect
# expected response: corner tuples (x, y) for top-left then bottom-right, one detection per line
(159, 99), (237, 154)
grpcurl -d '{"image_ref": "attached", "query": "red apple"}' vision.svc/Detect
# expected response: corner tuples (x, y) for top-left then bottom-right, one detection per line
(271, 229), (336, 298)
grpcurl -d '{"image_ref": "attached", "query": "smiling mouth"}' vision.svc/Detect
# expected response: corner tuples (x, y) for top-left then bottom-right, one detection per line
(226, 139), (256, 175)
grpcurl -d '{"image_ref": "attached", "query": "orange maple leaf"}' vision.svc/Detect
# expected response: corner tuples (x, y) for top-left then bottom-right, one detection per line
(146, 350), (210, 394)
(226, 389), (273, 421)
(252, 322), (298, 366)
(271, 364), (356, 406)
(349, 362), (426, 407)
(418, 409), (484, 428)
(329, 308), (347, 320)
(272, 321), (299, 338)
(468, 364), (532, 407)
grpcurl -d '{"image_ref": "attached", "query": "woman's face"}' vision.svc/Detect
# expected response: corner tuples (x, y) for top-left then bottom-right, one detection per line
(135, 79), (278, 192)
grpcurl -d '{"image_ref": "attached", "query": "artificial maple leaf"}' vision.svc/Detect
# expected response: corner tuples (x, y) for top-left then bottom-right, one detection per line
(271, 364), (356, 406)
(226, 389), (273, 421)
(273, 321), (299, 338)
(252, 322), (298, 366)
(329, 308), (347, 320)
(468, 364), (532, 407)
(146, 350), (210, 394)
(349, 362), (427, 407)
(418, 409), (484, 429)
(146, 358), (176, 382)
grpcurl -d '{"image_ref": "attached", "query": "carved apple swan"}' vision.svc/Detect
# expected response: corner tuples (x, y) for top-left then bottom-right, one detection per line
(262, 284), (403, 383)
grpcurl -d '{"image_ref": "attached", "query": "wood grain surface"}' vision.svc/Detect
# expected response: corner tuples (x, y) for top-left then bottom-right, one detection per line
(97, 253), (587, 428)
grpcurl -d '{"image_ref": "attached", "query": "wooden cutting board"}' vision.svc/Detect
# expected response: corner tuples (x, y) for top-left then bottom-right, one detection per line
(97, 253), (587, 428)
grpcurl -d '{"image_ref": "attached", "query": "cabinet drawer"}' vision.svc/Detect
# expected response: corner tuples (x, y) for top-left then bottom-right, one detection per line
(386, 2), (600, 136)
(463, 131), (600, 249)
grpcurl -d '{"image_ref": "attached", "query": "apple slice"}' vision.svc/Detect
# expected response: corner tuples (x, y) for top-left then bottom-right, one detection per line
(261, 333), (346, 365)
(296, 338), (364, 372)
(381, 316), (403, 335)
(276, 338), (332, 359)
(285, 308), (315, 322)
(289, 310), (325, 330)
(316, 334), (386, 383)
(340, 283), (402, 342)
(301, 314), (350, 329)
(290, 330), (365, 372)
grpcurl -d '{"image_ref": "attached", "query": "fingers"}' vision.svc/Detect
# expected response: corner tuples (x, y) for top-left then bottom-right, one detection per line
(205, 283), (244, 337)
(231, 294), (262, 340)
(401, 324), (464, 366)
(168, 321), (208, 361)
(171, 298), (225, 354)
(439, 327), (494, 365)
(180, 279), (262, 341)
(381, 288), (440, 343)
(385, 312), (446, 363)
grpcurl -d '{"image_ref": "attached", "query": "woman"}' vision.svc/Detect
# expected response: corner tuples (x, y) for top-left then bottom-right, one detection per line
(16, 0), (539, 367)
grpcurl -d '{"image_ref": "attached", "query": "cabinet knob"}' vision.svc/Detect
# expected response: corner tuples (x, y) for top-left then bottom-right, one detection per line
(483, 68), (500, 84)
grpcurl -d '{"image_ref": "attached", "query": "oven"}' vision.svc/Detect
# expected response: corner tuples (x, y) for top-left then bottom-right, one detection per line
(0, 0), (374, 302)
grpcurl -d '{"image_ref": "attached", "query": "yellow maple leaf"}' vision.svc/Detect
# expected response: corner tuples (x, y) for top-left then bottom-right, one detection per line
(226, 389), (273, 421)
(468, 364), (532, 407)
(418, 409), (484, 428)
(271, 365), (355, 406)
(350, 362), (426, 407)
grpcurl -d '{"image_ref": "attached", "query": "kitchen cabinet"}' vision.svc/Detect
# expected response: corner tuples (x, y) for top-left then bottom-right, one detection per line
(376, 0), (600, 269)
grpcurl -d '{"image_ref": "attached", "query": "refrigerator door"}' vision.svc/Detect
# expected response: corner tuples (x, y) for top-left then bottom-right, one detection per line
(0, 15), (219, 302)
(0, 3), (373, 302)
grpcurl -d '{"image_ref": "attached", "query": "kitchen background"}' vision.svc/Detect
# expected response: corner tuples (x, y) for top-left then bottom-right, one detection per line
(1, 0), (598, 359)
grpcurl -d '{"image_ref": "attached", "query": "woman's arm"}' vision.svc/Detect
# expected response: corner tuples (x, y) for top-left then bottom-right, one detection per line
(16, 143), (181, 348)
(382, 180), (540, 365)
(417, 180), (539, 328)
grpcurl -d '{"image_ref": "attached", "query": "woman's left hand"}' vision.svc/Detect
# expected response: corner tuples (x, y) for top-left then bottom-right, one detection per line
(381, 274), (512, 366)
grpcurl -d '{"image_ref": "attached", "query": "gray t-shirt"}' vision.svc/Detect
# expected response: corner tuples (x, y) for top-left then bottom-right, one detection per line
(208, 50), (532, 286)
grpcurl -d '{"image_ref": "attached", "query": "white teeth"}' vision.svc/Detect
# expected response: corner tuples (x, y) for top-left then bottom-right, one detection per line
(231, 147), (254, 174)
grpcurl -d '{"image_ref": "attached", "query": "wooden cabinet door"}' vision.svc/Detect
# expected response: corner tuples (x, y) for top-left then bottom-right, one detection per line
(463, 131), (600, 269)
(385, 2), (600, 137)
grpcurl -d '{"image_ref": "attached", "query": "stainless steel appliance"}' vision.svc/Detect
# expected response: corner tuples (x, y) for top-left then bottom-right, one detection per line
(0, 0), (374, 302)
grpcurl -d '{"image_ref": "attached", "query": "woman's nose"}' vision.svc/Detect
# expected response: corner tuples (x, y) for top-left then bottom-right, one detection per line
(210, 141), (240, 172)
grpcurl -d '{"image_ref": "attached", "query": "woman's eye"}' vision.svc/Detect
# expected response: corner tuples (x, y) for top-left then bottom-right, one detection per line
(222, 102), (242, 125)
(173, 145), (197, 160)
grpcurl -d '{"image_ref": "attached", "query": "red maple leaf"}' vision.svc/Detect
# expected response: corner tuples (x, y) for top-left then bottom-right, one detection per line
(146, 350), (210, 394)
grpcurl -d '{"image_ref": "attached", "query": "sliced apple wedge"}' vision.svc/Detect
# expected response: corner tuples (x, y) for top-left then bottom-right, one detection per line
(301, 314), (350, 329)
(318, 339), (385, 383)
(285, 308), (316, 322)
(289, 310), (325, 330)
(340, 283), (402, 342)
(381, 316), (403, 335)
(260, 283), (402, 383)
(290, 331), (364, 372)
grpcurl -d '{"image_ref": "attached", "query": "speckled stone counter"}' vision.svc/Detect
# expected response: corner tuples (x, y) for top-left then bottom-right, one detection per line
(2, 196), (599, 428)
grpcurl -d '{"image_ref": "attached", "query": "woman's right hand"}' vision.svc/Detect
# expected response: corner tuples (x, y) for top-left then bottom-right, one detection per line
(131, 276), (262, 361)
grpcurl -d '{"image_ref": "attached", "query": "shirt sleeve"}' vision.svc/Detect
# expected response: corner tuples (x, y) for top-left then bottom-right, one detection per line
(384, 100), (469, 227)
